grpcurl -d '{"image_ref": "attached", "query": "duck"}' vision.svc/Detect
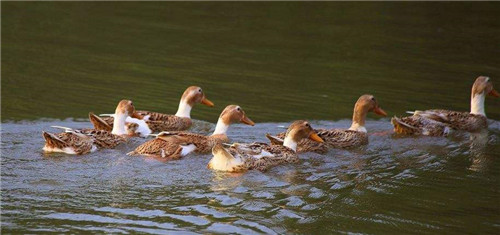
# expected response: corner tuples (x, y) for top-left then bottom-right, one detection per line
(42, 100), (136, 154)
(127, 105), (254, 159)
(89, 112), (139, 136)
(392, 76), (499, 136)
(99, 86), (214, 136)
(208, 120), (324, 173)
(267, 94), (387, 153)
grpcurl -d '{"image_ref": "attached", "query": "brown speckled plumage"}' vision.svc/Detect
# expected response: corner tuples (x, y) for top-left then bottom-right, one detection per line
(273, 129), (367, 153)
(392, 76), (498, 136)
(211, 143), (299, 173)
(391, 115), (450, 136)
(78, 129), (127, 149)
(89, 112), (112, 131)
(128, 138), (184, 160)
(42, 132), (95, 155)
(101, 112), (193, 132)
(268, 95), (385, 153)
(412, 109), (487, 132)
(100, 86), (213, 133)
(130, 132), (229, 158)
(209, 120), (321, 173)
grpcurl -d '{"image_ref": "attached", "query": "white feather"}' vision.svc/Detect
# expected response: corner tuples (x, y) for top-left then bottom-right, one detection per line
(125, 116), (152, 137)
(180, 144), (197, 156)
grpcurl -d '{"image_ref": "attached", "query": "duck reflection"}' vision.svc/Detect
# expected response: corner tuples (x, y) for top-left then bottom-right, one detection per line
(468, 129), (491, 172)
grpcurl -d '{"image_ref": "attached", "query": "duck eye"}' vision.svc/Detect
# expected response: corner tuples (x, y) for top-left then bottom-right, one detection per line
(199, 89), (202, 92)
(237, 107), (241, 111)
(371, 97), (375, 101)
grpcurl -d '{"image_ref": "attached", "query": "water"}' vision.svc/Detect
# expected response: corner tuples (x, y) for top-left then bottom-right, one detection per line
(2, 2), (500, 234)
(2, 119), (500, 233)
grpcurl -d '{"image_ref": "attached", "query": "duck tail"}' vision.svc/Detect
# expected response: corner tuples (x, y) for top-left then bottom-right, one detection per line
(391, 116), (417, 134)
(89, 112), (112, 131)
(126, 150), (137, 156)
(50, 126), (74, 132)
(42, 131), (68, 148)
(265, 133), (284, 145)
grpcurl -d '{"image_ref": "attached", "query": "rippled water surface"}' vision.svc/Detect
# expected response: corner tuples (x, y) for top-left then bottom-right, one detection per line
(2, 2), (500, 234)
(2, 119), (500, 234)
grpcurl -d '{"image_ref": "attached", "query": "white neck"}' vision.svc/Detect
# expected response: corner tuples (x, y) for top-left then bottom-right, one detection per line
(349, 122), (367, 133)
(283, 136), (298, 152)
(111, 113), (128, 135)
(470, 92), (486, 116)
(175, 100), (192, 118)
(212, 118), (229, 135)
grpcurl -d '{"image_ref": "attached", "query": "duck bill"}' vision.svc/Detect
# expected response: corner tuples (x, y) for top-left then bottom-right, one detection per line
(309, 132), (324, 143)
(240, 115), (255, 126)
(373, 107), (387, 117)
(489, 88), (500, 97)
(201, 97), (214, 107)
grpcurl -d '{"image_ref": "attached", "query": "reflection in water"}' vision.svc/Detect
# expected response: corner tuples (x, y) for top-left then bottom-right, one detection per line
(468, 129), (490, 172)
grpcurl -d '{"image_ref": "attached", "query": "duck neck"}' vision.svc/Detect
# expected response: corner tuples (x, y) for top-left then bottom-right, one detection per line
(349, 107), (367, 133)
(175, 100), (192, 118)
(283, 136), (298, 152)
(112, 113), (128, 135)
(470, 92), (486, 116)
(212, 118), (229, 135)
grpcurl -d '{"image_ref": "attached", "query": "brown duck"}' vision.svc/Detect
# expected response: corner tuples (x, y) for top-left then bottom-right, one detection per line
(42, 100), (136, 154)
(127, 105), (254, 159)
(268, 94), (386, 153)
(100, 86), (214, 135)
(392, 76), (499, 136)
(208, 120), (324, 173)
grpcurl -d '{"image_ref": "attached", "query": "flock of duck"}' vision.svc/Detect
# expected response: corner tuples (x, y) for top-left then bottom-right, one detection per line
(42, 76), (498, 173)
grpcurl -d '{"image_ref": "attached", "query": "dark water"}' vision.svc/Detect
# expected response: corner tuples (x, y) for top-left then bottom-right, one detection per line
(2, 2), (500, 234)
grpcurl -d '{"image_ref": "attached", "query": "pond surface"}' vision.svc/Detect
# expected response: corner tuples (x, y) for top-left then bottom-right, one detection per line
(2, 119), (500, 234)
(2, 2), (500, 234)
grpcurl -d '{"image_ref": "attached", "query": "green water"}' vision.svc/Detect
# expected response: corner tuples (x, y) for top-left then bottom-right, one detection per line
(2, 2), (500, 234)
(2, 2), (500, 122)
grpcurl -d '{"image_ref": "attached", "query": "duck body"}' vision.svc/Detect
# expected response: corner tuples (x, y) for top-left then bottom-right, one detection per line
(392, 76), (498, 135)
(128, 105), (254, 160)
(128, 132), (228, 158)
(42, 100), (136, 155)
(408, 109), (488, 132)
(80, 129), (127, 149)
(269, 94), (386, 153)
(42, 131), (97, 155)
(391, 115), (451, 137)
(127, 137), (196, 160)
(209, 120), (324, 173)
(209, 143), (298, 172)
(100, 86), (213, 134)
(273, 129), (368, 153)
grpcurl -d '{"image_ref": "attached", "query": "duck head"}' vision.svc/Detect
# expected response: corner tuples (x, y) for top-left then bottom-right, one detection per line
(284, 120), (324, 151)
(349, 94), (386, 132)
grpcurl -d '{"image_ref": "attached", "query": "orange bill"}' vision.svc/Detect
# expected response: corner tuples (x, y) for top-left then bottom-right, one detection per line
(201, 97), (214, 107)
(240, 115), (255, 126)
(373, 107), (387, 116)
(309, 132), (324, 143)
(489, 88), (500, 97)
